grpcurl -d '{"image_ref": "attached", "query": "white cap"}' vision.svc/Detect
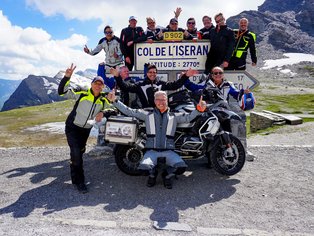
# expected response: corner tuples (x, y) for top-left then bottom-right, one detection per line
(129, 16), (137, 21)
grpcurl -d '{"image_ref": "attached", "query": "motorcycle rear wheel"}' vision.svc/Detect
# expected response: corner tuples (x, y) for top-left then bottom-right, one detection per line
(209, 135), (245, 175)
(114, 144), (143, 176)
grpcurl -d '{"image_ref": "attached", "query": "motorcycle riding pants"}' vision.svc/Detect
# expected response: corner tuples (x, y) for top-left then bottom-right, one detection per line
(65, 124), (91, 185)
(138, 150), (187, 175)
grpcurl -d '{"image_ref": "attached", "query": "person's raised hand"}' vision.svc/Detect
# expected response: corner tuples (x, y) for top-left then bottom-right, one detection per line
(174, 7), (182, 18)
(110, 67), (119, 77)
(65, 63), (76, 78)
(185, 68), (198, 77)
(83, 45), (90, 54)
(107, 89), (116, 102)
(196, 95), (206, 112)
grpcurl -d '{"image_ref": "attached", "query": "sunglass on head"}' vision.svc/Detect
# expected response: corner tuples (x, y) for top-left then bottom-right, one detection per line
(212, 71), (223, 75)
(187, 22), (195, 25)
(105, 31), (113, 35)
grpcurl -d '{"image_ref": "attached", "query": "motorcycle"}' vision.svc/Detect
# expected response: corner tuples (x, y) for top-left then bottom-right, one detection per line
(105, 80), (246, 176)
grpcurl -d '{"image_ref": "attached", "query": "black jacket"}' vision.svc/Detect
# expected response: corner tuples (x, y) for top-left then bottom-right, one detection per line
(120, 26), (145, 58)
(209, 25), (235, 62)
(115, 75), (189, 108)
(145, 28), (162, 41)
(199, 25), (215, 40)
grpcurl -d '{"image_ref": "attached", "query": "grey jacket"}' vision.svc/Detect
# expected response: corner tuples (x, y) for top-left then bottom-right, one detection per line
(113, 100), (201, 150)
(89, 36), (124, 67)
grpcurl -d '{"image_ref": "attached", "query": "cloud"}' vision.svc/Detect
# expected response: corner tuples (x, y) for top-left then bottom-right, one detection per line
(1, 0), (265, 80)
(0, 10), (102, 80)
(26, 0), (265, 34)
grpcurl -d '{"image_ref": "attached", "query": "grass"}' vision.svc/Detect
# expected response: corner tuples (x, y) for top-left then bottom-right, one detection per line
(304, 65), (314, 76)
(0, 100), (89, 148)
(253, 93), (314, 114)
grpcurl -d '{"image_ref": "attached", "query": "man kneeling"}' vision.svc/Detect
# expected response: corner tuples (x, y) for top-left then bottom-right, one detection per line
(107, 90), (206, 189)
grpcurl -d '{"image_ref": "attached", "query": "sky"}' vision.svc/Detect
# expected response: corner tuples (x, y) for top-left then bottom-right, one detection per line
(0, 0), (266, 80)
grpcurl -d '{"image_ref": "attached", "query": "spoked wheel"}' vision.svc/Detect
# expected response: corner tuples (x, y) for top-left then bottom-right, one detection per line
(209, 134), (246, 175)
(114, 144), (143, 176)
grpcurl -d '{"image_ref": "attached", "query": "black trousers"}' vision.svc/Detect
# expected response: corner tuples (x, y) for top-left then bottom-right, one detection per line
(65, 124), (91, 185)
(204, 50), (224, 74)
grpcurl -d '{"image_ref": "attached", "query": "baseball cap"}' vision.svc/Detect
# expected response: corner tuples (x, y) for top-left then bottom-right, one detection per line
(169, 18), (178, 24)
(92, 76), (104, 84)
(129, 16), (137, 21)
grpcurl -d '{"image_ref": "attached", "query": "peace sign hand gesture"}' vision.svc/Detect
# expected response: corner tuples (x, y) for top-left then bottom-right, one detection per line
(65, 63), (76, 78)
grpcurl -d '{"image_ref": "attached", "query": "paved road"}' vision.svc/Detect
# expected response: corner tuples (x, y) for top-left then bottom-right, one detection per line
(0, 145), (313, 236)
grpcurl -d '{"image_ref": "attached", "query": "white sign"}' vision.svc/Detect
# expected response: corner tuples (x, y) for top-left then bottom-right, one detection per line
(224, 71), (259, 90)
(135, 41), (210, 71)
(177, 71), (259, 90)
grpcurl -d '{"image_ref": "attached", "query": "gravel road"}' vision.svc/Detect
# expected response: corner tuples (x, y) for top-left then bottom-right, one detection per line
(0, 122), (314, 236)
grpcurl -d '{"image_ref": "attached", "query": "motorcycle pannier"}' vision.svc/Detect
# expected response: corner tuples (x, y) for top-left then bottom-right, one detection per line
(104, 116), (138, 144)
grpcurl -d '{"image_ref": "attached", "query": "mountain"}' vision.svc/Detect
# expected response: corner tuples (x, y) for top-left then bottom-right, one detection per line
(0, 79), (21, 110)
(1, 71), (94, 112)
(226, 0), (314, 60)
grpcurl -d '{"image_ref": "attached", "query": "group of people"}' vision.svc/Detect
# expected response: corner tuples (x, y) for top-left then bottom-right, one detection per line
(59, 9), (257, 193)
(84, 9), (257, 74)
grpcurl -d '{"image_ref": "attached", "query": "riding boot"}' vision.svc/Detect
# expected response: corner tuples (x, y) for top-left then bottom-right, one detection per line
(146, 168), (158, 187)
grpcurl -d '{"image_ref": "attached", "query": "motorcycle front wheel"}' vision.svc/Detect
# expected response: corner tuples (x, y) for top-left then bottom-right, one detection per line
(114, 144), (143, 176)
(209, 134), (245, 175)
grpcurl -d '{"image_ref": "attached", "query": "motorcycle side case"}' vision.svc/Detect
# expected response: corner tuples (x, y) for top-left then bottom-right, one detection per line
(104, 116), (138, 145)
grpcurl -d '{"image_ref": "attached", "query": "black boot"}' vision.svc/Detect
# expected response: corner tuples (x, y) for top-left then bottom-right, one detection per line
(146, 168), (158, 187)
(75, 183), (88, 194)
(146, 176), (157, 187)
(162, 171), (173, 189)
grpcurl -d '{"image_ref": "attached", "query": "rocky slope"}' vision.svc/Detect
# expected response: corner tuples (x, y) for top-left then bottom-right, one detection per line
(227, 0), (314, 58)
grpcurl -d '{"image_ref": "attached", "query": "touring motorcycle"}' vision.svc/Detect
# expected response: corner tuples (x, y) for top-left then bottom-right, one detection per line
(105, 80), (246, 176)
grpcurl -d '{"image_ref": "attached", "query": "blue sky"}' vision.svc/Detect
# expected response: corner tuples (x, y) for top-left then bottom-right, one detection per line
(0, 0), (265, 80)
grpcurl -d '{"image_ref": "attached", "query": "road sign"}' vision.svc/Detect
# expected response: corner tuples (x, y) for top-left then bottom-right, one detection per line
(224, 71), (259, 90)
(135, 41), (210, 71)
(177, 71), (259, 90)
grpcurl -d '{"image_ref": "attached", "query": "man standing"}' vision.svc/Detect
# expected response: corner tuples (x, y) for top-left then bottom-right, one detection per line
(199, 15), (214, 40)
(107, 90), (206, 189)
(226, 18), (257, 70)
(120, 16), (146, 71)
(204, 13), (235, 74)
(184, 17), (201, 40)
(84, 26), (124, 69)
(58, 64), (112, 193)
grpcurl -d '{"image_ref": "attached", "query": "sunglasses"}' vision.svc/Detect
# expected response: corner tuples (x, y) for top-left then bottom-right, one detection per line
(105, 31), (113, 35)
(147, 22), (155, 24)
(188, 22), (195, 25)
(212, 71), (223, 75)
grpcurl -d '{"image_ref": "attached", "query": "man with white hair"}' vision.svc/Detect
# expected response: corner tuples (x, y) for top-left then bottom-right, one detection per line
(107, 90), (206, 189)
